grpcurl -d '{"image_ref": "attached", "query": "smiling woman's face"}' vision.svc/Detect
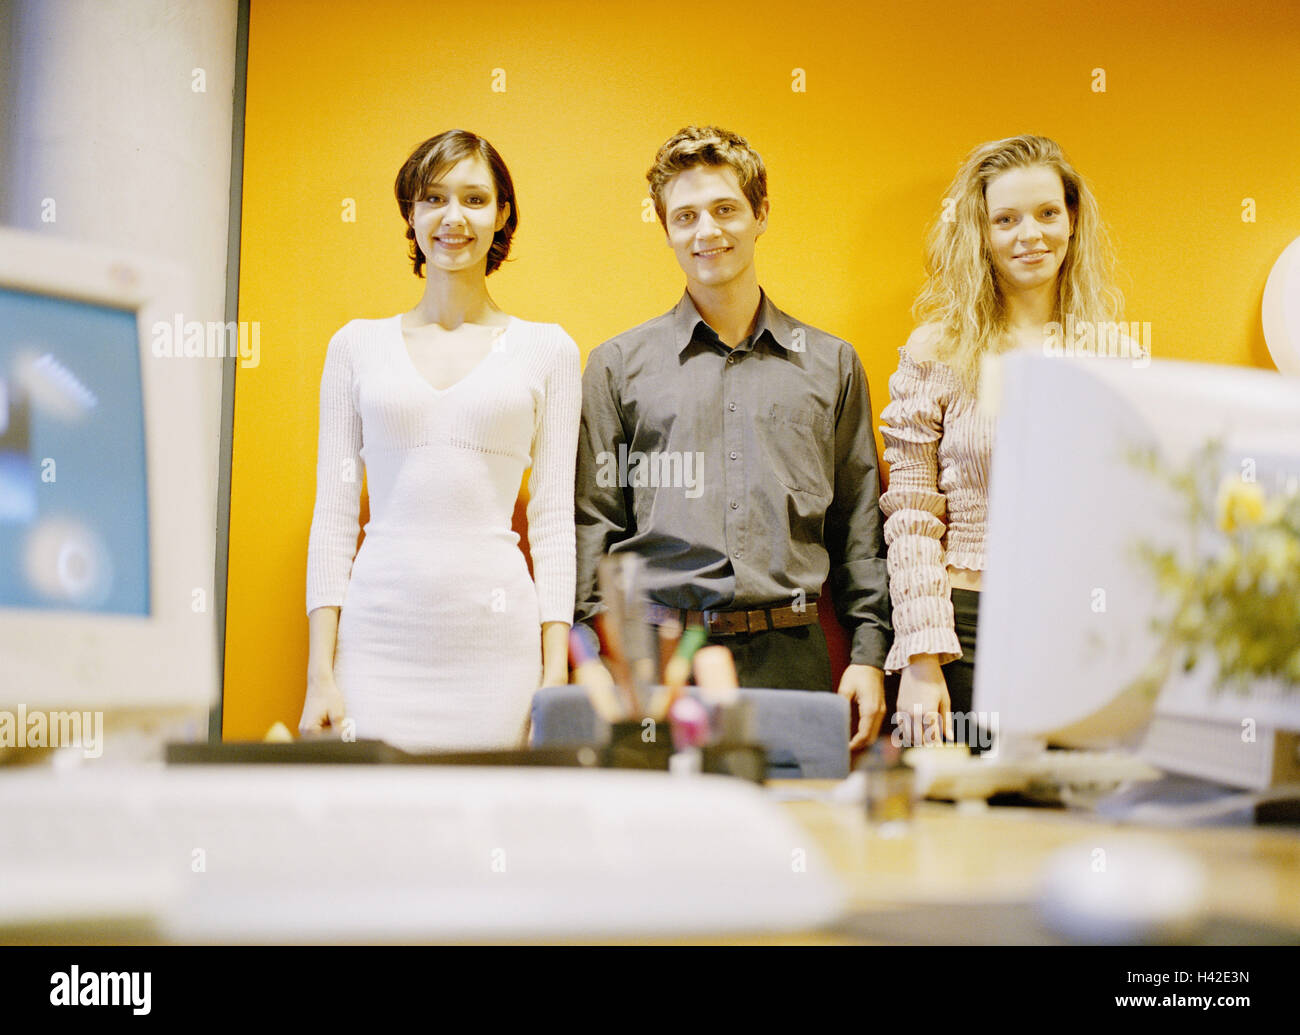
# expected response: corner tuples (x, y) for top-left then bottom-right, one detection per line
(984, 164), (1073, 297)
(408, 156), (509, 276)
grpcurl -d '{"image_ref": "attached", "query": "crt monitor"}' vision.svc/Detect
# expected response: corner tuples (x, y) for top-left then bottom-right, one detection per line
(0, 228), (217, 735)
(976, 351), (1300, 788)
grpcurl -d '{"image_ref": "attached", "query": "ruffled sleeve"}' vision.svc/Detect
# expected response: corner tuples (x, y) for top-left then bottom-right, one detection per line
(878, 347), (963, 672)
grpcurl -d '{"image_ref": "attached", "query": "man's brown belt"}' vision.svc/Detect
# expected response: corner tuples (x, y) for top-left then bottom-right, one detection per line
(642, 601), (818, 636)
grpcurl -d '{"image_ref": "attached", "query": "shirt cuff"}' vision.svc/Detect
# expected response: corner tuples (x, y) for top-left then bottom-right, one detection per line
(883, 626), (963, 674)
(848, 624), (889, 669)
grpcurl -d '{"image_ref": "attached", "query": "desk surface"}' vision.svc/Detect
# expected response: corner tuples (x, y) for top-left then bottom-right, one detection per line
(772, 782), (1300, 944)
(5, 774), (1298, 945)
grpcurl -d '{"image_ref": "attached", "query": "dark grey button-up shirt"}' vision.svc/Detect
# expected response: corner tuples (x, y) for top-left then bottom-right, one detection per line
(574, 290), (891, 667)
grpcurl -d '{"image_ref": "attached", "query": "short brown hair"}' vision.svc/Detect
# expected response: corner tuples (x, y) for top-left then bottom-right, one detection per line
(394, 130), (518, 277)
(646, 126), (767, 228)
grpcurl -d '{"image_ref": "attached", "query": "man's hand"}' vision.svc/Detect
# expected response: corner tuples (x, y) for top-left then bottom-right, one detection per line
(838, 664), (886, 751)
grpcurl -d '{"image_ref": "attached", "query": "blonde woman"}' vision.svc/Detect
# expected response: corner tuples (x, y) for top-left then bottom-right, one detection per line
(880, 134), (1123, 749)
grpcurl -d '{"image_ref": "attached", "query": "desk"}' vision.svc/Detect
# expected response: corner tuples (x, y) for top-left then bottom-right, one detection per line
(773, 782), (1300, 944)
(5, 775), (1299, 945)
(503, 782), (1300, 946)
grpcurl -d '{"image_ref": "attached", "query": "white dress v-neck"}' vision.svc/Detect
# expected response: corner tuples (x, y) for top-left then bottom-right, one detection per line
(306, 313), (582, 751)
(398, 316), (511, 395)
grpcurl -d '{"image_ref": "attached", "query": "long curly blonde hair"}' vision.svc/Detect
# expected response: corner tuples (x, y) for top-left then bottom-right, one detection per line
(913, 135), (1123, 388)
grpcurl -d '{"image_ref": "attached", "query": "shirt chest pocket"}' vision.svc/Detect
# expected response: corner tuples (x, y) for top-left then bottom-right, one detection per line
(762, 403), (833, 499)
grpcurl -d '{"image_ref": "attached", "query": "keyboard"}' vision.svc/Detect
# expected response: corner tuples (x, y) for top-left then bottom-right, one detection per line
(903, 746), (1163, 802)
(0, 764), (847, 941)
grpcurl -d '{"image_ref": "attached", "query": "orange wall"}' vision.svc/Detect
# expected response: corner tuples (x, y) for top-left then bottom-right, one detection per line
(224, 0), (1300, 738)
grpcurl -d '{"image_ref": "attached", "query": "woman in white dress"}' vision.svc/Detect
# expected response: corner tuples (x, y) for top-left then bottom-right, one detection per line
(299, 130), (581, 751)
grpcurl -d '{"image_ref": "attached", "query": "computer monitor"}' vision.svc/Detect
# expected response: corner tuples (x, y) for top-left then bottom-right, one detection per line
(0, 228), (217, 737)
(976, 352), (1300, 789)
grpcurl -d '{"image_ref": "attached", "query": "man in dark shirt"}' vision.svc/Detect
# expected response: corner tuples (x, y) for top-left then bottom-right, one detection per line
(574, 125), (890, 748)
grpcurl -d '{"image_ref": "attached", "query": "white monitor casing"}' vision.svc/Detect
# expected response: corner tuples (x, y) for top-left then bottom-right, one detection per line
(977, 352), (1300, 787)
(0, 227), (217, 717)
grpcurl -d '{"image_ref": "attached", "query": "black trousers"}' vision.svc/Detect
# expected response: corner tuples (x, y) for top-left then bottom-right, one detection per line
(716, 622), (833, 693)
(942, 588), (993, 752)
(887, 588), (993, 753)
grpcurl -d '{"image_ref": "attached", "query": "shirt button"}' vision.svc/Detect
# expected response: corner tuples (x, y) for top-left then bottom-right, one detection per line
(727, 355), (736, 364)
(728, 402), (736, 411)
(730, 500), (739, 509)
(729, 451), (738, 460)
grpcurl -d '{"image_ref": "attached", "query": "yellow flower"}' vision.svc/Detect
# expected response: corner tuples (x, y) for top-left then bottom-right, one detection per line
(1262, 498), (1287, 524)
(1259, 529), (1300, 581)
(1216, 478), (1266, 533)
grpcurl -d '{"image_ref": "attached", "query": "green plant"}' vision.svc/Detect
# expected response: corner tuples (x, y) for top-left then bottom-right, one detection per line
(1128, 441), (1300, 695)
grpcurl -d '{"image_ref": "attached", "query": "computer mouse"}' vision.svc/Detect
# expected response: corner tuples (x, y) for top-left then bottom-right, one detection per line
(1036, 836), (1208, 944)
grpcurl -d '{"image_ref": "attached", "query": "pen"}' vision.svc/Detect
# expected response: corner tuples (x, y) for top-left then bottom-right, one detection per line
(656, 616), (683, 684)
(648, 625), (708, 721)
(598, 555), (655, 715)
(569, 625), (624, 723)
(594, 610), (639, 717)
(692, 644), (740, 706)
(668, 695), (711, 751)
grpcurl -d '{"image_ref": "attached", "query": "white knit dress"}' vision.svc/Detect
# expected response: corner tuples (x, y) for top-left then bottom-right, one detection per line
(305, 315), (581, 751)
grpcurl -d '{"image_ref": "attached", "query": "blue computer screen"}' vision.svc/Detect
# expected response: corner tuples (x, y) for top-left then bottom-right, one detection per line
(0, 286), (149, 614)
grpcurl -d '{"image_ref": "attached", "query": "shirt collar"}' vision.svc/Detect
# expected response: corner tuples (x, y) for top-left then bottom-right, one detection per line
(672, 288), (797, 355)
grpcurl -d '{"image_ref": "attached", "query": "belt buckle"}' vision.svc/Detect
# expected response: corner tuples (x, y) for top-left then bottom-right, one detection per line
(704, 610), (727, 635)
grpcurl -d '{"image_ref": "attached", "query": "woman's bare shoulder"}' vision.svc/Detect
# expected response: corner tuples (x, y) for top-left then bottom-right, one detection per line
(902, 322), (943, 363)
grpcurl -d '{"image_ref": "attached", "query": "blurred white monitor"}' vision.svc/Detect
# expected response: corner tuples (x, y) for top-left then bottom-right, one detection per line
(977, 352), (1300, 789)
(0, 227), (216, 724)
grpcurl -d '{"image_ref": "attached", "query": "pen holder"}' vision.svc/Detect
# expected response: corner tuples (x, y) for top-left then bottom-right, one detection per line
(707, 698), (757, 744)
(694, 698), (764, 783)
(600, 703), (766, 782)
(700, 742), (767, 784)
(604, 719), (674, 771)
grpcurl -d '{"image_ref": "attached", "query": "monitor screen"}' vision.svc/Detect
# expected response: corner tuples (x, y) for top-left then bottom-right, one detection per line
(0, 286), (149, 615)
